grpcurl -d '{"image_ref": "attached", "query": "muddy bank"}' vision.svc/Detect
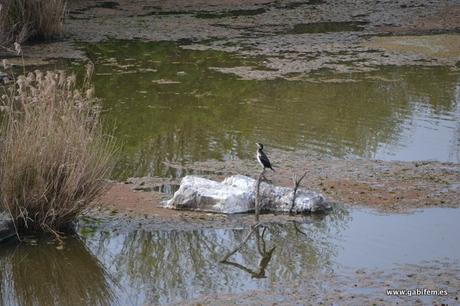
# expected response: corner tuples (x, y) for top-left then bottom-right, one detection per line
(183, 154), (460, 211)
(2, 0), (459, 79)
(98, 154), (460, 218)
(96, 182), (312, 230)
(3, 157), (457, 234)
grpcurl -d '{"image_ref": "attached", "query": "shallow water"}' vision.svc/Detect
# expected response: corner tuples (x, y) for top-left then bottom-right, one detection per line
(1, 207), (459, 305)
(289, 21), (368, 33)
(81, 40), (460, 179)
(195, 8), (267, 19)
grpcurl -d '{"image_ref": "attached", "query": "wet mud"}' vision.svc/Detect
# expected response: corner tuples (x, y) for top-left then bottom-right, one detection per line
(100, 154), (460, 221)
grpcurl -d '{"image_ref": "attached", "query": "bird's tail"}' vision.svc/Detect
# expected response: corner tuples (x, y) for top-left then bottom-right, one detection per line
(270, 166), (275, 172)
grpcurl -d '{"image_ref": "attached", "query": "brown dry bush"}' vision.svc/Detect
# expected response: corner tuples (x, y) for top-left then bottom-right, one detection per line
(0, 0), (66, 45)
(0, 66), (115, 234)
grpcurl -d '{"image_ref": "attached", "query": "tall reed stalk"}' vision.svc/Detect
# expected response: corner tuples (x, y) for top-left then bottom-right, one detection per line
(0, 0), (66, 45)
(0, 64), (115, 235)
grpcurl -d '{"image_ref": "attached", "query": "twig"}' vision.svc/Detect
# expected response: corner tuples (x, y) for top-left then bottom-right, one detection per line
(255, 169), (265, 222)
(290, 171), (308, 214)
(219, 223), (261, 263)
(45, 224), (64, 245)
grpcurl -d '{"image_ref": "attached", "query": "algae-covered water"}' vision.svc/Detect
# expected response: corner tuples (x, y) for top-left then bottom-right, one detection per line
(82, 40), (460, 179)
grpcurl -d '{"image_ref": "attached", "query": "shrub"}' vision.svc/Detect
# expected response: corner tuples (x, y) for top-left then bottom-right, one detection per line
(0, 66), (115, 234)
(0, 0), (66, 45)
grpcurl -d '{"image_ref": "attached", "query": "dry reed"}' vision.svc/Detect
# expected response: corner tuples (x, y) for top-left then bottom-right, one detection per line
(0, 65), (115, 234)
(0, 0), (66, 45)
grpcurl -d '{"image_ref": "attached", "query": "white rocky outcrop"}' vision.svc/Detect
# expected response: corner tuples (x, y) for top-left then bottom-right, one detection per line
(164, 175), (331, 214)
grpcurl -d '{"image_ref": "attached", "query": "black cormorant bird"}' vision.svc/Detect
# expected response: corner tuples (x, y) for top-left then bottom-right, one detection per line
(256, 143), (274, 171)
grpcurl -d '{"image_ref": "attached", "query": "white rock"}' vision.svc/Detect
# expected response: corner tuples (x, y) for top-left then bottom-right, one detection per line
(164, 175), (331, 214)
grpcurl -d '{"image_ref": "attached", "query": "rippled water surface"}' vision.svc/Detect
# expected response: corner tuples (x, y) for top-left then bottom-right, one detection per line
(80, 40), (460, 179)
(1, 207), (459, 305)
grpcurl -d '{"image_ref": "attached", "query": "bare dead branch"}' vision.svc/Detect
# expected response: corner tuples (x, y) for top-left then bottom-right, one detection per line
(290, 171), (308, 214)
(254, 169), (265, 222)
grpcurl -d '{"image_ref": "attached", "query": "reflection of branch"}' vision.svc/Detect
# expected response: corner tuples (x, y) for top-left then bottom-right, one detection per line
(256, 227), (267, 255)
(290, 171), (308, 214)
(222, 246), (275, 279)
(256, 246), (276, 277)
(221, 227), (276, 278)
(292, 220), (314, 244)
(222, 260), (258, 276)
(219, 223), (261, 263)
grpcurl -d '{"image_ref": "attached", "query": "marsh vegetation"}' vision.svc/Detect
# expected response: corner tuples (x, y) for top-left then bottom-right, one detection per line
(0, 66), (114, 235)
(0, 0), (66, 45)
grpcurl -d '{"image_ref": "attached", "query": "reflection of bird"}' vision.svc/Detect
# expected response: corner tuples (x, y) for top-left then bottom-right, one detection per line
(256, 143), (274, 171)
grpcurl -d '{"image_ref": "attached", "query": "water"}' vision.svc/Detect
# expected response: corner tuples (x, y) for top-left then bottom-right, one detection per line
(81, 40), (460, 179)
(2, 39), (459, 305)
(195, 8), (267, 19)
(1, 207), (459, 305)
(289, 21), (368, 34)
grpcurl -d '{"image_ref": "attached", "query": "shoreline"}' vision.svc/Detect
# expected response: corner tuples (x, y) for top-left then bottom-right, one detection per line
(3, 157), (457, 234)
(98, 157), (460, 219)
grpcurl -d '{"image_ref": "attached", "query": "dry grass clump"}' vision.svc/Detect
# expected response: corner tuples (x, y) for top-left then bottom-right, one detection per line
(0, 0), (66, 45)
(0, 66), (115, 234)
